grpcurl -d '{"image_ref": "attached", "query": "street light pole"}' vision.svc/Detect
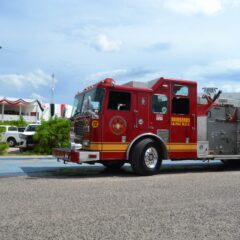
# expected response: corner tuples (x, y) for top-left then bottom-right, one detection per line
(51, 73), (55, 104)
(50, 73), (55, 117)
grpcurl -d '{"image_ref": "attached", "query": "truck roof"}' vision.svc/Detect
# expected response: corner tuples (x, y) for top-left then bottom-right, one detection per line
(122, 79), (159, 88)
(77, 77), (197, 96)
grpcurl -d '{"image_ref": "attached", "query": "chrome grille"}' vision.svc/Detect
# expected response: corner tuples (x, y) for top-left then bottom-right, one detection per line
(75, 121), (84, 136)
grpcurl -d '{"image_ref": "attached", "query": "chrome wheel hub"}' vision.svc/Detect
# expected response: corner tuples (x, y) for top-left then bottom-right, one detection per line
(144, 147), (158, 169)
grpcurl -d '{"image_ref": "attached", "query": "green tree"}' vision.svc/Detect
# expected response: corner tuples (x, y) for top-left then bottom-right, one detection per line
(33, 117), (70, 154)
(0, 127), (9, 155)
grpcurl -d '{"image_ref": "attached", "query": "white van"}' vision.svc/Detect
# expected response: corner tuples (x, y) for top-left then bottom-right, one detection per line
(19, 124), (41, 150)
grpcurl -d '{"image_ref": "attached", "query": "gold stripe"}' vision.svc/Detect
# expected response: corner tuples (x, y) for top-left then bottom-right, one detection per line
(102, 144), (128, 151)
(167, 145), (197, 151)
(84, 142), (197, 152)
(169, 150), (196, 152)
(85, 143), (129, 151)
(168, 143), (196, 145)
(102, 151), (126, 153)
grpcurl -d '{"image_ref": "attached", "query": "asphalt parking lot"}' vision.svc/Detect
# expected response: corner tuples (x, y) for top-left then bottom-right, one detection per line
(0, 158), (240, 240)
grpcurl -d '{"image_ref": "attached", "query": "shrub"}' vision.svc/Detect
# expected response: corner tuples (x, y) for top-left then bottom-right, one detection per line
(33, 117), (70, 154)
(0, 142), (9, 155)
(0, 127), (9, 154)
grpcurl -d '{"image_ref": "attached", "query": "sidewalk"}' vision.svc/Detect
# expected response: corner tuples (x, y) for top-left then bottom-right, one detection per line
(0, 155), (54, 160)
(0, 147), (54, 160)
(0, 158), (77, 177)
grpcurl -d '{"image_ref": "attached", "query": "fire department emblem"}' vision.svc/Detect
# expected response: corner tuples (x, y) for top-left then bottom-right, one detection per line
(109, 116), (127, 135)
(92, 120), (99, 128)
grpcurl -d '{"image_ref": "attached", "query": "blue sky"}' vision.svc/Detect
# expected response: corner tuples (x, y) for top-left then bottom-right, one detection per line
(1, 0), (240, 104)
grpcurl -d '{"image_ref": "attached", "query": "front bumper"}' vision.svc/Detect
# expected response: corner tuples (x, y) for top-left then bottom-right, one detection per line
(53, 148), (100, 163)
(19, 140), (27, 148)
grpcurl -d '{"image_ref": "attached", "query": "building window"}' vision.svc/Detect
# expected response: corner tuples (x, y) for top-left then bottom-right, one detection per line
(108, 91), (131, 111)
(152, 94), (168, 114)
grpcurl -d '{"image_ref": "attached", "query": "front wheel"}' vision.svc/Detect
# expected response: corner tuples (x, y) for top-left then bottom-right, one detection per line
(7, 137), (17, 147)
(130, 138), (162, 176)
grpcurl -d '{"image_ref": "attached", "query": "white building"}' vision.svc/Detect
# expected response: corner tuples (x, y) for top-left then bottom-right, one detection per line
(0, 96), (72, 123)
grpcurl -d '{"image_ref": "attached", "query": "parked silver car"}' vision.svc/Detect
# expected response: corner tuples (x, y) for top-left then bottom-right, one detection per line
(0, 125), (21, 147)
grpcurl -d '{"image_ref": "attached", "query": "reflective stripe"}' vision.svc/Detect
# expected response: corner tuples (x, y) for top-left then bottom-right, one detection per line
(85, 143), (129, 151)
(84, 142), (197, 153)
(167, 144), (197, 152)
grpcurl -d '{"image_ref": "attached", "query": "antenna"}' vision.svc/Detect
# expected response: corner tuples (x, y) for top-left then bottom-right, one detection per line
(51, 73), (55, 103)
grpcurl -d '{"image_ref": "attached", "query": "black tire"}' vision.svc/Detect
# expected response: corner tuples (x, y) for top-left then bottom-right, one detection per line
(102, 161), (125, 170)
(7, 137), (17, 147)
(130, 138), (162, 176)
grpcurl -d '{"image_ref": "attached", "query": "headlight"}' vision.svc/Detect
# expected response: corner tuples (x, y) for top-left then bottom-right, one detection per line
(19, 134), (26, 139)
(70, 142), (82, 151)
(83, 140), (90, 146)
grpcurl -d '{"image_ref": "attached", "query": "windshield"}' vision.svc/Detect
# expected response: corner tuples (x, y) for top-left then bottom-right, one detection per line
(71, 88), (105, 116)
(25, 125), (39, 132)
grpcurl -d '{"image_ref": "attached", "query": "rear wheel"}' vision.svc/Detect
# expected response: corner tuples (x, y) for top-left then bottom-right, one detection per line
(102, 161), (125, 170)
(130, 138), (162, 175)
(7, 137), (17, 147)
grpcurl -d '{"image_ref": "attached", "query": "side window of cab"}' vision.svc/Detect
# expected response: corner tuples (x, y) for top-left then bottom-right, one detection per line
(108, 91), (131, 111)
(172, 84), (190, 115)
(152, 94), (168, 114)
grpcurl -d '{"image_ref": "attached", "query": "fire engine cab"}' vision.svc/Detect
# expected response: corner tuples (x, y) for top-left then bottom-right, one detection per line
(53, 77), (240, 175)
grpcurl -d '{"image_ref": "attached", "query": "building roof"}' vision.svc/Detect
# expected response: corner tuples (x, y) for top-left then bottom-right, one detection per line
(0, 97), (37, 105)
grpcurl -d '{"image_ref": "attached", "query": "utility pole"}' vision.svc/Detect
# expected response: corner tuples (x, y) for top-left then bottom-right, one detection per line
(51, 73), (55, 103)
(50, 73), (55, 117)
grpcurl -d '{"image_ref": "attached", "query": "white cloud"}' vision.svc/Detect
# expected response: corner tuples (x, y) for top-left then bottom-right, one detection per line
(95, 34), (122, 52)
(163, 0), (223, 16)
(187, 59), (240, 77)
(186, 59), (240, 92)
(88, 69), (127, 81)
(0, 70), (54, 90)
(31, 93), (47, 102)
(223, 0), (240, 7)
(87, 68), (167, 84)
(160, 0), (240, 16)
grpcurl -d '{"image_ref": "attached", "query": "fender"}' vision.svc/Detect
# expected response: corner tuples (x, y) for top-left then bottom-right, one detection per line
(126, 133), (168, 161)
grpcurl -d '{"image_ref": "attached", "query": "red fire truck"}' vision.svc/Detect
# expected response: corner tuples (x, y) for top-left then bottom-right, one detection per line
(53, 77), (240, 175)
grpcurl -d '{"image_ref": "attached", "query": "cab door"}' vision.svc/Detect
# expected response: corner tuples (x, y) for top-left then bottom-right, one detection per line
(149, 82), (170, 144)
(101, 89), (134, 160)
(169, 82), (197, 159)
(134, 92), (149, 131)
